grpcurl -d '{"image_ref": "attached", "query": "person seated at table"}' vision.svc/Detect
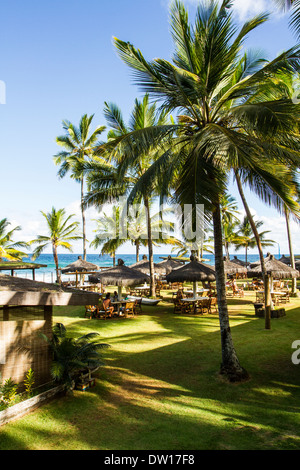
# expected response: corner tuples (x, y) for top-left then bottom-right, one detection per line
(103, 293), (115, 317)
(112, 291), (118, 302)
(176, 289), (184, 299)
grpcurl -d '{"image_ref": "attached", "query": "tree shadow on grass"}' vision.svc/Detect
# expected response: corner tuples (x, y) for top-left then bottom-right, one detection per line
(1, 304), (299, 450)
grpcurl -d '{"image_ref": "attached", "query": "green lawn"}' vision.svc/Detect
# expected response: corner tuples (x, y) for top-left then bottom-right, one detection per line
(0, 289), (300, 450)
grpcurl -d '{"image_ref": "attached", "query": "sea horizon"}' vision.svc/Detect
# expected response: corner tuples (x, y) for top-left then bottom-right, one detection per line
(2, 251), (296, 283)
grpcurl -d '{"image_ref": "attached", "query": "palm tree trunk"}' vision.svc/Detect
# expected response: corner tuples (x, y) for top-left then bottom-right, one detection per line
(144, 195), (156, 297)
(135, 240), (140, 262)
(235, 172), (271, 329)
(212, 201), (249, 382)
(52, 243), (60, 284)
(284, 206), (298, 296)
(81, 178), (87, 261)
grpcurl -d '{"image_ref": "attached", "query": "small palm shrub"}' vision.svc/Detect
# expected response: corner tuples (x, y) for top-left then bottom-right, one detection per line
(41, 323), (110, 391)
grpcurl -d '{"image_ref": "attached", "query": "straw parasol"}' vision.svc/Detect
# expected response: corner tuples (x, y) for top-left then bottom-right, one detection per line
(157, 255), (184, 274)
(222, 257), (247, 275)
(249, 252), (273, 268)
(130, 255), (166, 275)
(279, 255), (292, 265)
(61, 256), (99, 273)
(166, 255), (215, 297)
(89, 258), (150, 299)
(230, 256), (249, 267)
(247, 255), (299, 280)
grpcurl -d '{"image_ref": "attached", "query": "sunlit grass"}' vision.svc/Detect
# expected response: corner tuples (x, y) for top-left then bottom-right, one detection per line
(0, 287), (300, 450)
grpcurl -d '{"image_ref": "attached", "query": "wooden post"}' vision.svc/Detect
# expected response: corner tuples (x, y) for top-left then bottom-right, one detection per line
(265, 273), (271, 330)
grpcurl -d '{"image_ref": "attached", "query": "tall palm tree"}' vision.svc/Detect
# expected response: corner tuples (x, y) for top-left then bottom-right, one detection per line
(54, 115), (106, 260)
(0, 218), (29, 261)
(235, 216), (275, 264)
(91, 202), (177, 265)
(30, 208), (82, 283)
(113, 0), (300, 380)
(274, 1), (300, 38)
(83, 96), (172, 297)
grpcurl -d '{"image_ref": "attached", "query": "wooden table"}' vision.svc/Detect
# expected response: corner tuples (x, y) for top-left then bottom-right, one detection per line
(182, 297), (210, 314)
(111, 300), (128, 315)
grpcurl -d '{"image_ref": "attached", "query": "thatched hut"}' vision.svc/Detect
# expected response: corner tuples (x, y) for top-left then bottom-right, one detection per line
(247, 255), (299, 280)
(156, 255), (184, 274)
(130, 255), (166, 275)
(230, 256), (249, 267)
(0, 275), (100, 388)
(166, 256), (215, 297)
(89, 259), (150, 299)
(61, 256), (99, 273)
(222, 257), (247, 276)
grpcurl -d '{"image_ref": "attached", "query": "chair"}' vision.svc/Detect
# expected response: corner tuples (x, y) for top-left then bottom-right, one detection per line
(123, 302), (135, 317)
(210, 297), (218, 313)
(196, 298), (211, 314)
(134, 298), (142, 314)
(173, 298), (183, 314)
(85, 305), (97, 319)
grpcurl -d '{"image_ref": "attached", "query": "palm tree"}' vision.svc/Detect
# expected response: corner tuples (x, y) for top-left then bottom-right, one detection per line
(30, 207), (82, 283)
(113, 0), (300, 379)
(91, 202), (177, 265)
(83, 95), (172, 297)
(54, 115), (106, 260)
(0, 218), (29, 261)
(41, 323), (109, 391)
(235, 216), (275, 264)
(273, 1), (300, 38)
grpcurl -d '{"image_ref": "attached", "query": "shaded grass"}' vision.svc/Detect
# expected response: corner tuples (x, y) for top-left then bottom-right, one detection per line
(0, 289), (300, 450)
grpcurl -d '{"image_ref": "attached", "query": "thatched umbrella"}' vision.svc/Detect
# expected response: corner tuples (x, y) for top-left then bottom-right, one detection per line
(130, 255), (166, 275)
(279, 255), (292, 265)
(222, 257), (247, 276)
(157, 255), (184, 274)
(166, 256), (215, 297)
(249, 252), (273, 268)
(248, 254), (299, 311)
(231, 256), (249, 267)
(247, 255), (299, 280)
(89, 258), (150, 299)
(61, 256), (99, 273)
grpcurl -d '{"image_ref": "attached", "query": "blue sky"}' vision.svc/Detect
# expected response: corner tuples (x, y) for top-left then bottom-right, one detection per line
(1, 0), (299, 256)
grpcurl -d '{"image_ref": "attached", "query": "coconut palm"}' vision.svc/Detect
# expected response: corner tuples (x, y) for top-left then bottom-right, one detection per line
(234, 216), (275, 264)
(40, 323), (109, 391)
(0, 218), (29, 261)
(91, 202), (177, 265)
(83, 95), (173, 297)
(54, 115), (106, 260)
(30, 208), (82, 283)
(113, 0), (300, 379)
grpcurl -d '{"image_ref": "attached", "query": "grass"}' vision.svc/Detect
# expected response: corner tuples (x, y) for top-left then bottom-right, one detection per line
(0, 287), (300, 450)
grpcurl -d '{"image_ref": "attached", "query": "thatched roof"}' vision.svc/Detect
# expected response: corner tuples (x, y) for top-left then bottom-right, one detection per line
(249, 253), (272, 268)
(166, 257), (215, 283)
(247, 255), (299, 279)
(223, 257), (247, 274)
(157, 256), (184, 274)
(0, 274), (100, 306)
(279, 255), (292, 265)
(61, 256), (99, 273)
(88, 259), (150, 287)
(130, 255), (166, 275)
(230, 256), (249, 267)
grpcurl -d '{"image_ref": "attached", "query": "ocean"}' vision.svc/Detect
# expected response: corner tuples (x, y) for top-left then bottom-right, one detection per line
(2, 252), (285, 283)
